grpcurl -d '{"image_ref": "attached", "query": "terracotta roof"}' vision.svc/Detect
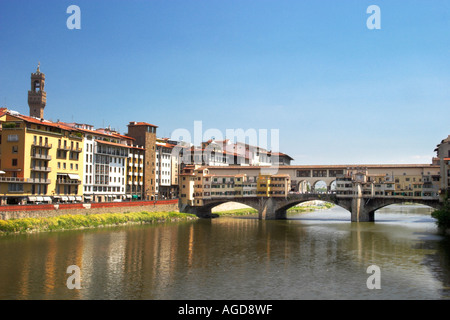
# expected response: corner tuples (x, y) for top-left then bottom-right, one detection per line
(130, 145), (145, 150)
(64, 125), (135, 141)
(95, 139), (131, 148)
(271, 152), (294, 160)
(189, 147), (251, 159)
(128, 122), (158, 128)
(156, 142), (177, 149)
(9, 114), (78, 132)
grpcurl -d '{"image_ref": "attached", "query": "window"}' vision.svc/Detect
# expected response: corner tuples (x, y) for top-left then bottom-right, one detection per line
(12, 145), (18, 153)
(7, 135), (19, 142)
(12, 159), (18, 166)
(8, 184), (23, 192)
(297, 170), (311, 177)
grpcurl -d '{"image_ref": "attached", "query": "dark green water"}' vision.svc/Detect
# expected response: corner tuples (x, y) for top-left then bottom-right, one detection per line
(0, 205), (449, 300)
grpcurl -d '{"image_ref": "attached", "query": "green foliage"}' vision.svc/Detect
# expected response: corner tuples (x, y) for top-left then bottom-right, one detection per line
(2, 122), (18, 129)
(0, 212), (197, 235)
(214, 208), (258, 216)
(432, 194), (450, 230)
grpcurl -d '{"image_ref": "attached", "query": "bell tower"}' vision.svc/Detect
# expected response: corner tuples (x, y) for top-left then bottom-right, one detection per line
(28, 62), (46, 119)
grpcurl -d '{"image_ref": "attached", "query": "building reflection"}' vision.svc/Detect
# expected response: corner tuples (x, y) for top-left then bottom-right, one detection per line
(0, 210), (449, 299)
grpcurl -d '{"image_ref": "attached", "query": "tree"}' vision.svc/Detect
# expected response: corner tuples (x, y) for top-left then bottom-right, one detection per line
(432, 192), (450, 230)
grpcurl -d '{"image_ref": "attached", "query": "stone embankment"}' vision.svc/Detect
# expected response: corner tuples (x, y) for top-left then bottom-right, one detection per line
(0, 199), (179, 220)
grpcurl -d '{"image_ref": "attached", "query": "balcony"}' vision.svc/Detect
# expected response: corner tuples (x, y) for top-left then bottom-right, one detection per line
(0, 177), (51, 184)
(70, 146), (83, 153)
(57, 144), (71, 151)
(32, 142), (52, 149)
(28, 178), (51, 184)
(57, 179), (81, 185)
(0, 177), (30, 183)
(31, 166), (51, 172)
(31, 153), (52, 160)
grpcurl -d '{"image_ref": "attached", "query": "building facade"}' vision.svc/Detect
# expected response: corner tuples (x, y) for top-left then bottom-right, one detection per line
(155, 138), (179, 199)
(0, 111), (84, 204)
(63, 123), (137, 202)
(126, 122), (158, 200)
(435, 135), (450, 195)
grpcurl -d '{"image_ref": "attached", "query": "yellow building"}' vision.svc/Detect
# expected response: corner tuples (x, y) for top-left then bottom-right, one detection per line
(269, 174), (291, 197)
(0, 112), (85, 204)
(256, 174), (290, 197)
(393, 175), (423, 197)
(179, 165), (197, 206)
(257, 174), (271, 197)
(0, 66), (85, 204)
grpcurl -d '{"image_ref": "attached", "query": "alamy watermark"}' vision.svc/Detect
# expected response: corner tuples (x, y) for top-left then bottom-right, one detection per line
(169, 121), (281, 174)
(66, 265), (81, 289)
(367, 5), (381, 30)
(67, 5), (81, 30)
(366, 265), (381, 289)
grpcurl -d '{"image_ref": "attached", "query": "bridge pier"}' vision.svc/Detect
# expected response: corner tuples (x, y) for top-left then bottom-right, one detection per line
(258, 198), (287, 220)
(351, 196), (374, 222)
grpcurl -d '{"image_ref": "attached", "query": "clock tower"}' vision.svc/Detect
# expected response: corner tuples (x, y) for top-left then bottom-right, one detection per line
(28, 63), (46, 119)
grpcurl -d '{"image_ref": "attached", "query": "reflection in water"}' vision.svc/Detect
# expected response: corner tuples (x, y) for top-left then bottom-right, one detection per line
(0, 205), (448, 300)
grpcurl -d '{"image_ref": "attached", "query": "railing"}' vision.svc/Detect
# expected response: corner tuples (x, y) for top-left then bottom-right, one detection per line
(31, 142), (52, 148)
(28, 178), (51, 184)
(70, 146), (83, 152)
(30, 166), (51, 172)
(0, 177), (51, 184)
(56, 179), (81, 185)
(57, 145), (70, 150)
(31, 153), (52, 160)
(0, 177), (30, 183)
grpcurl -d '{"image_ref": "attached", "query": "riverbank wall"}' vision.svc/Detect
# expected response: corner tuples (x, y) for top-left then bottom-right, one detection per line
(0, 199), (179, 220)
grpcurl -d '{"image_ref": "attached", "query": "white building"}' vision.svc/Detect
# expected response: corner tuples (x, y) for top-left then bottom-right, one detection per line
(156, 138), (179, 199)
(63, 123), (134, 202)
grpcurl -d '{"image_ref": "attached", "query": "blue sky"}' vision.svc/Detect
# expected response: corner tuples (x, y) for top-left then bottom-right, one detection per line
(0, 0), (449, 165)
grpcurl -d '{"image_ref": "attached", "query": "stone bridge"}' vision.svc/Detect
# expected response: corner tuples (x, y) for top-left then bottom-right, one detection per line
(181, 193), (441, 222)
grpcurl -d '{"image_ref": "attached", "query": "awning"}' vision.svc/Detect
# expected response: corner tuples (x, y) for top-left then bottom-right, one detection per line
(61, 196), (68, 201)
(75, 196), (82, 201)
(0, 171), (5, 174)
(43, 197), (52, 202)
(132, 195), (139, 199)
(126, 195), (132, 198)
(28, 196), (37, 202)
(68, 196), (75, 201)
(84, 196), (92, 200)
(68, 174), (80, 180)
(36, 196), (44, 202)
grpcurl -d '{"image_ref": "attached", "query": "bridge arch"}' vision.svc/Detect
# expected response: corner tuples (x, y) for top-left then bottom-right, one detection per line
(329, 180), (337, 192)
(192, 199), (262, 218)
(273, 194), (352, 219)
(363, 201), (439, 222)
(209, 201), (258, 215)
(312, 180), (327, 193)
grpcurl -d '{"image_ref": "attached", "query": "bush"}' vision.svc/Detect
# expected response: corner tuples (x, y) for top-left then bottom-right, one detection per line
(0, 212), (197, 235)
(432, 194), (450, 230)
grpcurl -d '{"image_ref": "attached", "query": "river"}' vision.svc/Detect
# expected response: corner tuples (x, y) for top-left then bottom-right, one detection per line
(0, 204), (449, 300)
